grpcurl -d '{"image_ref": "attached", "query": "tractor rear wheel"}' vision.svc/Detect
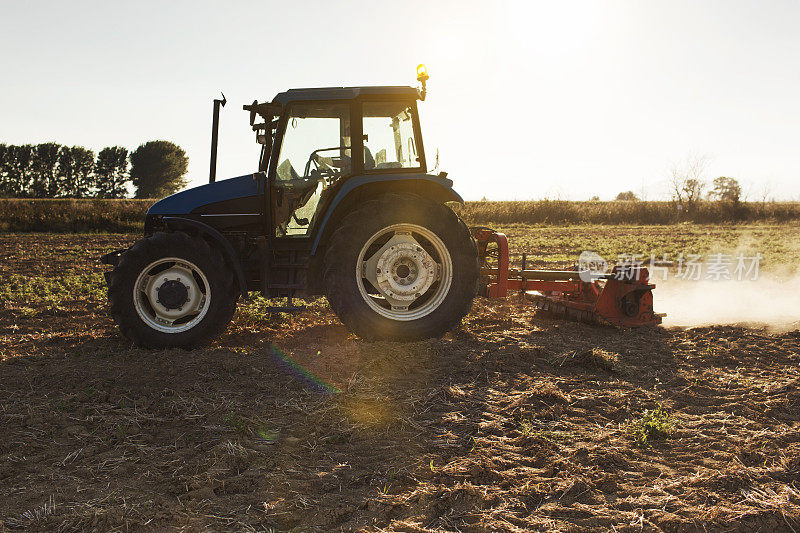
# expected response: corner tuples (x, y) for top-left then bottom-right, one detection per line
(108, 231), (238, 348)
(324, 193), (479, 340)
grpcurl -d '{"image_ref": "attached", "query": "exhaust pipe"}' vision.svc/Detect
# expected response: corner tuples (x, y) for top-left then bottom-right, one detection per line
(209, 92), (226, 183)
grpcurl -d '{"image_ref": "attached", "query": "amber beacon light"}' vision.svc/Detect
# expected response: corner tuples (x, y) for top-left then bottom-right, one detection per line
(416, 64), (429, 100)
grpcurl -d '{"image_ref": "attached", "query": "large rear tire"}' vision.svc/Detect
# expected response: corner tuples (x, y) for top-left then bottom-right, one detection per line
(324, 193), (479, 341)
(108, 232), (238, 348)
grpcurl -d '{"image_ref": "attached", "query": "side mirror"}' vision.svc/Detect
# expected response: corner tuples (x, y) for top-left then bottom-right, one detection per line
(248, 100), (257, 126)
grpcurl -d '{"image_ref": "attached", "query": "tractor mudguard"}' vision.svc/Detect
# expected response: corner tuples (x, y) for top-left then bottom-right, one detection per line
(310, 173), (462, 254)
(161, 217), (249, 299)
(100, 249), (125, 266)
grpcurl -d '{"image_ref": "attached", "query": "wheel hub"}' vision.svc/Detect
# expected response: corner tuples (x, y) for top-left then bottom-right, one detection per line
(374, 241), (437, 303)
(141, 264), (202, 321)
(395, 263), (412, 280)
(156, 279), (189, 310)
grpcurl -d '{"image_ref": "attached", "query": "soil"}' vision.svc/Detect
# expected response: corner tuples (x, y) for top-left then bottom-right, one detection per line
(1, 234), (799, 532)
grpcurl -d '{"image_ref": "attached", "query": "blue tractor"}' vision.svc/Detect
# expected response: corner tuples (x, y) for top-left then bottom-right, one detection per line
(101, 67), (479, 348)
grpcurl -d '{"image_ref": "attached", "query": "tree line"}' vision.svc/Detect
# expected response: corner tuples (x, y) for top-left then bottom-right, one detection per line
(0, 140), (189, 199)
(614, 177), (742, 203)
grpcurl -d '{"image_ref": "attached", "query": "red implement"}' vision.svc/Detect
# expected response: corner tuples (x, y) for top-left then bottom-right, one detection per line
(473, 228), (663, 327)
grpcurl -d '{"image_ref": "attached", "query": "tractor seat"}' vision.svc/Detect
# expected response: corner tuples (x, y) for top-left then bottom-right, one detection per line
(276, 159), (300, 181)
(364, 146), (376, 170)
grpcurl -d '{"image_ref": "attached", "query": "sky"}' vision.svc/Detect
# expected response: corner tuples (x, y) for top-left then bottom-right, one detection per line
(1, 0), (798, 201)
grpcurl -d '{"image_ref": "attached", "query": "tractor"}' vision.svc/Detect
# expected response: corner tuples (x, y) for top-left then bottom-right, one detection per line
(101, 66), (481, 348)
(101, 66), (662, 348)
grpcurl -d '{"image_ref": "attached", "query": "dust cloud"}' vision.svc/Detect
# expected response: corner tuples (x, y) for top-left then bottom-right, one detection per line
(657, 273), (800, 332)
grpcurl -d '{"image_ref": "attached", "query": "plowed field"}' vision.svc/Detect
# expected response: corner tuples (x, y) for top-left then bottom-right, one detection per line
(1, 231), (799, 532)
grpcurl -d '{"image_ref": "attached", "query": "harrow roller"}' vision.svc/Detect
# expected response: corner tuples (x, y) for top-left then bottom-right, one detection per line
(473, 228), (663, 327)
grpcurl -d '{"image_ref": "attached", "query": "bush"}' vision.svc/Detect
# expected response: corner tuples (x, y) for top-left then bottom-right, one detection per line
(615, 191), (639, 201)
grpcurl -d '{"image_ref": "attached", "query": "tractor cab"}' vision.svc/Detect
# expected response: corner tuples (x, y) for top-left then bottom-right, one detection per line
(245, 85), (427, 238)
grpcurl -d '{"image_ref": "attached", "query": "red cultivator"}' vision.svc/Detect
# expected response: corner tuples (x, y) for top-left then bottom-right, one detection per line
(473, 228), (663, 327)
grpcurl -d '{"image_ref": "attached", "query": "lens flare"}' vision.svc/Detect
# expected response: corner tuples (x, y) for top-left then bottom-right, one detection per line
(268, 343), (341, 394)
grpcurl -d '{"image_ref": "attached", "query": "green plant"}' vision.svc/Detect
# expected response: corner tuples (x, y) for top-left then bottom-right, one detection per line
(236, 296), (293, 327)
(520, 418), (536, 438)
(18, 306), (37, 318)
(224, 412), (248, 434)
(256, 427), (279, 443)
(53, 399), (75, 413)
(629, 404), (674, 447)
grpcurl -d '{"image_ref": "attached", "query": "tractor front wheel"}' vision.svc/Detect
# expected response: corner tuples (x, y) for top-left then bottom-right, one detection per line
(108, 231), (238, 348)
(324, 193), (479, 340)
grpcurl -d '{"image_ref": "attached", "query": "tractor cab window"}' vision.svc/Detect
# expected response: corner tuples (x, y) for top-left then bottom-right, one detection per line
(274, 102), (351, 236)
(362, 102), (420, 170)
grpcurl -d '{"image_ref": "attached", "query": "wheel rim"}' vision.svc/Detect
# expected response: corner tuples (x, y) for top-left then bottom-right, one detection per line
(356, 223), (453, 321)
(132, 257), (211, 334)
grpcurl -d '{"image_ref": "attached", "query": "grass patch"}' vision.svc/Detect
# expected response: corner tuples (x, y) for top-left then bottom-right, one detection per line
(484, 224), (799, 271)
(454, 199), (800, 226)
(629, 404), (674, 447)
(3, 198), (800, 234)
(0, 198), (152, 233)
(236, 296), (291, 326)
(237, 296), (330, 326)
(0, 271), (106, 305)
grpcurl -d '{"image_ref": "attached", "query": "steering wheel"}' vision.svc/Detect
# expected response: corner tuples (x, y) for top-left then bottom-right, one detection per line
(305, 152), (342, 186)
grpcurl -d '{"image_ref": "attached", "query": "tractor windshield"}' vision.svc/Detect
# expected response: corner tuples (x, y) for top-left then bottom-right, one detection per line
(362, 101), (421, 170)
(277, 102), (352, 182)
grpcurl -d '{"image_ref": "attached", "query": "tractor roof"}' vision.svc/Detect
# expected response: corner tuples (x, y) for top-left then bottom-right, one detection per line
(272, 86), (419, 106)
